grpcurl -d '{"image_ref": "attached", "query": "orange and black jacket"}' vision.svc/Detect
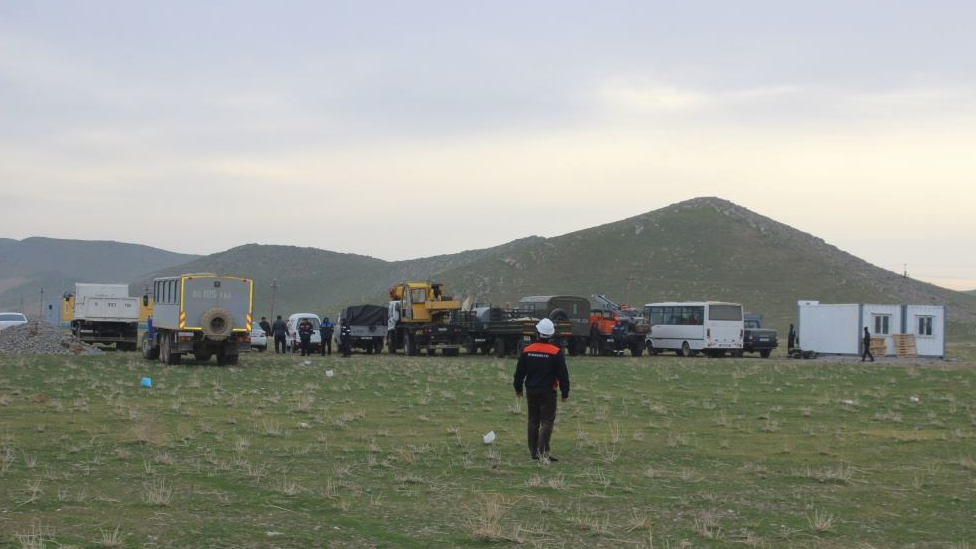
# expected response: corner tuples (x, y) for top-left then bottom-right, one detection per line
(514, 340), (570, 398)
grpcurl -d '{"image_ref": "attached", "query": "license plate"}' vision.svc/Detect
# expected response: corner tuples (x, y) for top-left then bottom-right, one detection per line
(607, 338), (614, 342)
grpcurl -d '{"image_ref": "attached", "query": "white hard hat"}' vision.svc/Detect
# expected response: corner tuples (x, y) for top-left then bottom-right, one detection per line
(536, 318), (555, 336)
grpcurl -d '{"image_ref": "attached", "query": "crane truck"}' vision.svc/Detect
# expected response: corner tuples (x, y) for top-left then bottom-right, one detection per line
(387, 282), (464, 356)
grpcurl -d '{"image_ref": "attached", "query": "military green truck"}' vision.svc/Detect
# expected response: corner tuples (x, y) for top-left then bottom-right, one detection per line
(516, 295), (591, 356)
(142, 273), (253, 365)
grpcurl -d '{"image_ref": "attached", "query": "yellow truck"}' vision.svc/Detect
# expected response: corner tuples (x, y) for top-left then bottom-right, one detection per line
(386, 281), (463, 356)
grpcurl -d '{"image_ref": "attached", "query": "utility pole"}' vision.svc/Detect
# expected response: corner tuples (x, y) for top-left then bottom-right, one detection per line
(39, 287), (44, 322)
(270, 279), (280, 320)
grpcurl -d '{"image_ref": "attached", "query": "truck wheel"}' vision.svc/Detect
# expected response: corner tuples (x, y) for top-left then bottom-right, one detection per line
(631, 344), (644, 357)
(387, 336), (397, 354)
(680, 341), (691, 357)
(142, 333), (159, 360)
(160, 335), (181, 365)
(493, 338), (506, 358)
(464, 338), (477, 355)
(760, 349), (771, 358)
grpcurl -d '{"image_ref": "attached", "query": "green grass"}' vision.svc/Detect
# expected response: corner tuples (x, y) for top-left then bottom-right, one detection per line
(1, 348), (975, 548)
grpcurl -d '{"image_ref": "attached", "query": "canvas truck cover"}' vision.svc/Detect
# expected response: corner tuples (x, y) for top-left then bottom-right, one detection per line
(343, 305), (387, 327)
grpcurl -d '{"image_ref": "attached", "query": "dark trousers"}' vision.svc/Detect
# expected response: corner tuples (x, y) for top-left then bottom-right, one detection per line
(341, 338), (351, 357)
(526, 389), (558, 458)
(300, 337), (311, 356)
(321, 338), (332, 355)
(274, 335), (286, 354)
(861, 345), (874, 362)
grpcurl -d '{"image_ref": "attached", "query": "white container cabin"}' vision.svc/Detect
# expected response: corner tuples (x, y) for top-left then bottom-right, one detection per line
(797, 301), (946, 358)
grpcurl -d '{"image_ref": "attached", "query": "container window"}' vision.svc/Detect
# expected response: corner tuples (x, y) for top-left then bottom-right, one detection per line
(873, 315), (891, 335)
(917, 316), (933, 337)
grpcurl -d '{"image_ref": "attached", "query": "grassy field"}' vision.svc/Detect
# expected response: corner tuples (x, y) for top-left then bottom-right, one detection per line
(1, 347), (975, 548)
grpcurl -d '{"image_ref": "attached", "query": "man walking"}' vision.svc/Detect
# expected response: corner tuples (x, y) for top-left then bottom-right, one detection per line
(259, 316), (272, 337)
(320, 316), (335, 356)
(861, 326), (875, 362)
(272, 315), (288, 354)
(298, 317), (314, 357)
(513, 318), (570, 462)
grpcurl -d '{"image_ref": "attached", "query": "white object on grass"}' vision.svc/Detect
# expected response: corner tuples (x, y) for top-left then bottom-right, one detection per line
(326, 370), (334, 377)
(483, 431), (496, 444)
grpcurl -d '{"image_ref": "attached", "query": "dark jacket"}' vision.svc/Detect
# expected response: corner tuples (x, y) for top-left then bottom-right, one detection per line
(298, 320), (314, 340)
(259, 320), (272, 335)
(271, 319), (288, 337)
(340, 322), (351, 341)
(514, 340), (570, 398)
(320, 321), (335, 338)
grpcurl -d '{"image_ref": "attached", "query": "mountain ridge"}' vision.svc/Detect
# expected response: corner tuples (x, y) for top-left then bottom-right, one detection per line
(3, 199), (974, 341)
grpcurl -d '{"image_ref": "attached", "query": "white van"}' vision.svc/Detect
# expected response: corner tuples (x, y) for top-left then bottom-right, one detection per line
(285, 313), (321, 352)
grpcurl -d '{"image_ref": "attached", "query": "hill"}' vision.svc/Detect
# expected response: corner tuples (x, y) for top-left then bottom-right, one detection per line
(7, 199), (976, 341)
(131, 198), (976, 340)
(0, 237), (198, 311)
(432, 198), (976, 337)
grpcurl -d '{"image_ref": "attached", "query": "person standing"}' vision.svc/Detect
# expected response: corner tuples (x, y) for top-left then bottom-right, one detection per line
(271, 315), (288, 354)
(298, 317), (314, 357)
(339, 318), (352, 357)
(787, 324), (796, 351)
(861, 326), (875, 362)
(513, 318), (570, 462)
(320, 316), (335, 356)
(259, 316), (272, 337)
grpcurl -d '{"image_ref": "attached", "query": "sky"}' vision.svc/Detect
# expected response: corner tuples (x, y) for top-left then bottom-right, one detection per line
(1, 1), (974, 290)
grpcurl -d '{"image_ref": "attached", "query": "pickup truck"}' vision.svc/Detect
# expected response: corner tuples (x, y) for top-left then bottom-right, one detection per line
(742, 314), (778, 358)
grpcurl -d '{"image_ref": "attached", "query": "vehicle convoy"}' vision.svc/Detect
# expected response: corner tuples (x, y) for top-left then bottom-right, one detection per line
(285, 313), (321, 353)
(453, 304), (538, 357)
(741, 313), (778, 358)
(65, 283), (140, 351)
(142, 273), (253, 365)
(337, 304), (386, 354)
(516, 295), (591, 355)
(589, 294), (650, 357)
(387, 282), (464, 356)
(644, 301), (744, 357)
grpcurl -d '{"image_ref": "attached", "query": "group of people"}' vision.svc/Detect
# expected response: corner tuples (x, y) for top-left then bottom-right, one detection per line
(258, 315), (353, 358)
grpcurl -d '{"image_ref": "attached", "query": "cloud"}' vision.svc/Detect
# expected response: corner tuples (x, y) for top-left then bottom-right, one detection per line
(598, 78), (713, 114)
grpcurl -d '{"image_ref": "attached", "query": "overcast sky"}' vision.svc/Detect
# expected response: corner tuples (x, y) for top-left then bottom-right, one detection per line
(2, 1), (974, 290)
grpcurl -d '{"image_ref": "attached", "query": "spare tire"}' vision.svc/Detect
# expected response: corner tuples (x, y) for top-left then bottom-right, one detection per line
(548, 309), (570, 322)
(200, 308), (233, 339)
